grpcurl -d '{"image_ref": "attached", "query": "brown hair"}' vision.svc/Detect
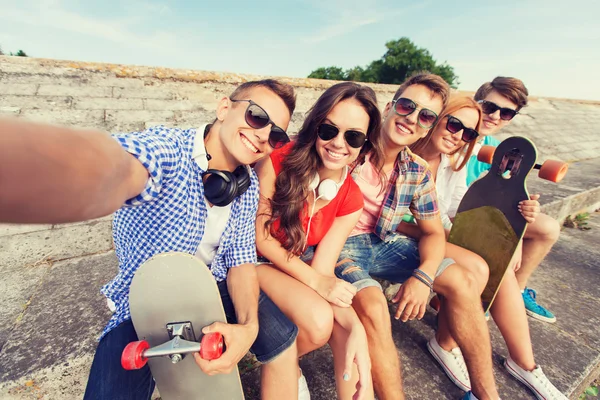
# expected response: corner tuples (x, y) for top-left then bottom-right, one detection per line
(230, 79), (296, 116)
(265, 82), (383, 255)
(411, 95), (482, 171)
(474, 76), (529, 111)
(393, 71), (451, 108)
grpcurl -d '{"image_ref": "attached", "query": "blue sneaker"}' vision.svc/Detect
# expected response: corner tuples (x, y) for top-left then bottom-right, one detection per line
(522, 288), (556, 323)
(462, 392), (477, 400)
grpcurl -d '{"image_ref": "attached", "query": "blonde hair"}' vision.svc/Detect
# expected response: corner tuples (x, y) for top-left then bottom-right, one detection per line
(411, 95), (482, 171)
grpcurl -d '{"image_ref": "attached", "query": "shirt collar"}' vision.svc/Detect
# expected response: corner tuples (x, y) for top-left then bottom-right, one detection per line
(192, 124), (210, 170)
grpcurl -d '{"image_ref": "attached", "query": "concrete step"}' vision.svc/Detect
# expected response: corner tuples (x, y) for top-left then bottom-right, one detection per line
(1, 159), (600, 399)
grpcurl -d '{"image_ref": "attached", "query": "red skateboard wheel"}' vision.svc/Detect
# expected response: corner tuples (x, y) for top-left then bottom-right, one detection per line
(121, 340), (150, 370)
(200, 332), (224, 360)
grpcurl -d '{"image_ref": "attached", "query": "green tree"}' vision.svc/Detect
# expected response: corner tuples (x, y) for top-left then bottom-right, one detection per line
(308, 37), (459, 88)
(15, 50), (28, 57)
(308, 66), (346, 80)
(0, 45), (4, 56)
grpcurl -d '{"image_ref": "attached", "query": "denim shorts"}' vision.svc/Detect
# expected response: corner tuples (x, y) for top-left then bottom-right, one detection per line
(218, 280), (298, 363)
(335, 233), (455, 292)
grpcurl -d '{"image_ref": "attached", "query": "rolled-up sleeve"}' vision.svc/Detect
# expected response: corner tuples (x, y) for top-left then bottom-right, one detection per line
(224, 172), (259, 268)
(112, 126), (182, 206)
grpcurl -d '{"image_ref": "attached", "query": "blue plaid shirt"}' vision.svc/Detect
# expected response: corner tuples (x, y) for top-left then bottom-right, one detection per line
(100, 125), (259, 339)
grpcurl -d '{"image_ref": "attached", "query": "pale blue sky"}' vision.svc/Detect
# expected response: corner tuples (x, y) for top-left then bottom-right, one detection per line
(1, 0), (598, 100)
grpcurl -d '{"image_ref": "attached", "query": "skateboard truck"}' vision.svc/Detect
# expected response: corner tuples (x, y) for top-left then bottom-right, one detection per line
(121, 322), (224, 370)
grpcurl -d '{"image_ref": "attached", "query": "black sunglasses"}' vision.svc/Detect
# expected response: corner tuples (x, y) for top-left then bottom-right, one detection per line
(478, 100), (518, 121)
(317, 123), (367, 149)
(231, 99), (290, 149)
(391, 97), (438, 129)
(446, 116), (479, 143)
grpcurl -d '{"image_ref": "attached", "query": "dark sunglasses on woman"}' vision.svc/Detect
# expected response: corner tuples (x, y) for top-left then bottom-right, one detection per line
(446, 115), (479, 143)
(478, 100), (518, 121)
(391, 97), (438, 129)
(231, 99), (290, 149)
(317, 123), (367, 148)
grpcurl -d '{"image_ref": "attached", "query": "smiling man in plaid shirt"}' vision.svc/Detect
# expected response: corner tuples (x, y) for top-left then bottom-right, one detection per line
(334, 73), (501, 400)
(0, 80), (303, 399)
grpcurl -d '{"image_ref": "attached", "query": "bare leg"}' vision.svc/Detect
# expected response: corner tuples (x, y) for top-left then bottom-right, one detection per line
(436, 243), (489, 351)
(352, 287), (404, 400)
(434, 263), (498, 400)
(261, 343), (299, 400)
(257, 264), (334, 356)
(329, 321), (375, 400)
(517, 213), (560, 290)
(490, 269), (536, 370)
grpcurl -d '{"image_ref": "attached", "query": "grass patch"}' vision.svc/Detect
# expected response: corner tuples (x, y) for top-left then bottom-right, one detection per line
(564, 212), (591, 230)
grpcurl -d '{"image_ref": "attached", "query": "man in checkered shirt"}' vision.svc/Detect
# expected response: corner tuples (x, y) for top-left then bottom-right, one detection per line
(0, 80), (303, 399)
(335, 73), (501, 400)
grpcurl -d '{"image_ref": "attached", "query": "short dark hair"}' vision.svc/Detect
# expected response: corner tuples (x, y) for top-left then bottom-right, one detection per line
(230, 79), (296, 116)
(474, 77), (529, 110)
(393, 72), (450, 108)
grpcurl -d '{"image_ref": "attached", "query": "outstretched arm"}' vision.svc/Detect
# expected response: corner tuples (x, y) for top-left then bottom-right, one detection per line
(0, 118), (147, 223)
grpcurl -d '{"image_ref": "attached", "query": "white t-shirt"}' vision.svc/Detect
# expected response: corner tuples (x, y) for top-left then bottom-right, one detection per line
(435, 154), (467, 230)
(192, 125), (232, 265)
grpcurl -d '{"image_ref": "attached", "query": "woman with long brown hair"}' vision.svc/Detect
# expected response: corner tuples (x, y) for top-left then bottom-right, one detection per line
(255, 82), (384, 400)
(404, 95), (566, 400)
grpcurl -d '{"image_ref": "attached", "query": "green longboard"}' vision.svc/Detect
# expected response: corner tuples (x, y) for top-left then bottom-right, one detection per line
(449, 137), (536, 312)
(128, 252), (244, 400)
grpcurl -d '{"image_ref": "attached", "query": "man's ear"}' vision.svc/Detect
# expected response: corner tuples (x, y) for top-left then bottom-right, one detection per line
(215, 97), (231, 122)
(383, 102), (392, 117)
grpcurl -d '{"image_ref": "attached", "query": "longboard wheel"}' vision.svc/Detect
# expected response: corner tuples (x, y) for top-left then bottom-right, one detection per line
(477, 145), (495, 164)
(200, 332), (224, 360)
(121, 340), (150, 370)
(539, 160), (568, 182)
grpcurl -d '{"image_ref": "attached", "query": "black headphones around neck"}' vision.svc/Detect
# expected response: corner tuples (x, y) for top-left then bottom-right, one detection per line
(203, 166), (251, 207)
(201, 124), (251, 207)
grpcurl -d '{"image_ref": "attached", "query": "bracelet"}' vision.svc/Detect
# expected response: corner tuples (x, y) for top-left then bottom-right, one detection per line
(413, 269), (434, 286)
(411, 274), (433, 292)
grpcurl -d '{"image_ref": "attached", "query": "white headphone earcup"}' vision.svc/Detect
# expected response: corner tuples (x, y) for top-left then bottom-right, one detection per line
(317, 179), (339, 201)
(308, 173), (320, 191)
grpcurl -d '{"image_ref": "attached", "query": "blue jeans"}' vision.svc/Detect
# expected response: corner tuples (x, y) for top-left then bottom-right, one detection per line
(83, 280), (297, 399)
(335, 233), (455, 291)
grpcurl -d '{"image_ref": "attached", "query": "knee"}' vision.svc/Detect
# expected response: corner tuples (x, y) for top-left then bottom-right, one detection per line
(304, 304), (334, 347)
(530, 214), (561, 243)
(355, 292), (391, 332)
(469, 254), (489, 290)
(443, 265), (480, 301)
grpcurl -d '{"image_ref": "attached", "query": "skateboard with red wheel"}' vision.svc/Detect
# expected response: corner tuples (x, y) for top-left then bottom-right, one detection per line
(448, 136), (568, 312)
(121, 252), (244, 400)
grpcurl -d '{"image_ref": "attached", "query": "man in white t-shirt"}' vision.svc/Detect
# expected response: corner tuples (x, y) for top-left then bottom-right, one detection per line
(0, 80), (304, 400)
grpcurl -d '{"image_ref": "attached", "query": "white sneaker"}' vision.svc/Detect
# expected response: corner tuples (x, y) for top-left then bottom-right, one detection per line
(504, 357), (567, 399)
(298, 368), (311, 400)
(427, 337), (471, 392)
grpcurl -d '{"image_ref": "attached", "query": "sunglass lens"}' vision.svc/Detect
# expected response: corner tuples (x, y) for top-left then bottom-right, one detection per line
(345, 131), (367, 148)
(419, 109), (438, 128)
(395, 98), (416, 115)
(480, 101), (499, 115)
(246, 104), (270, 129)
(462, 129), (479, 143)
(269, 128), (290, 149)
(500, 108), (517, 121)
(446, 116), (462, 133)
(317, 124), (339, 141)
